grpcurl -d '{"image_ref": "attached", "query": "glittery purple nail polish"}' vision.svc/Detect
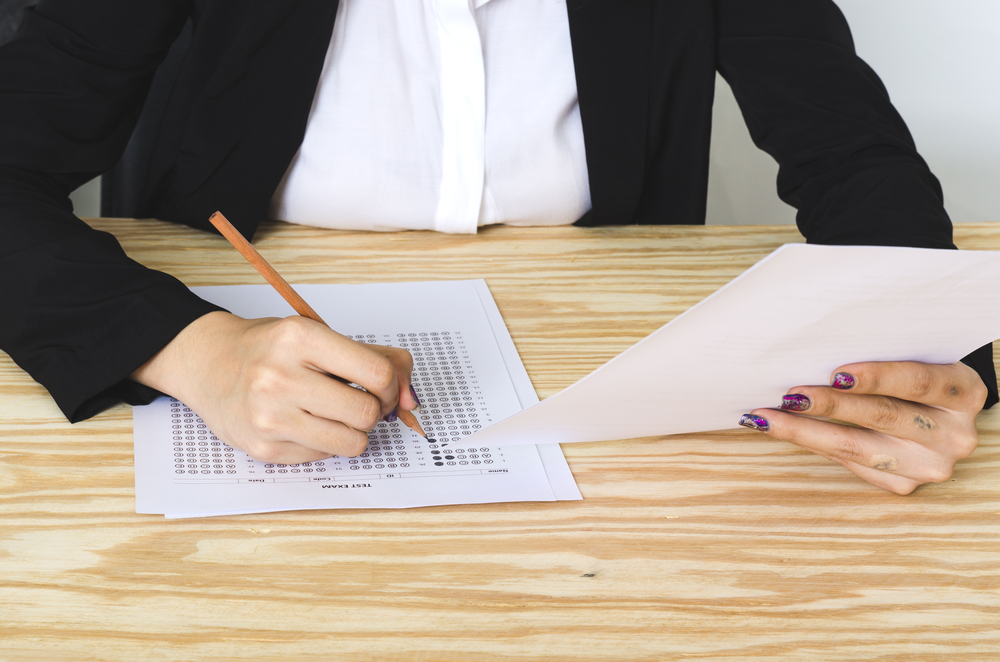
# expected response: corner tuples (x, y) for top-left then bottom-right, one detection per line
(384, 408), (398, 423)
(738, 414), (770, 432)
(409, 384), (422, 412)
(780, 394), (811, 412)
(832, 372), (856, 390)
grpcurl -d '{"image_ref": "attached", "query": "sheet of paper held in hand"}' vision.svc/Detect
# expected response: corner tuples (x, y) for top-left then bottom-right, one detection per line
(133, 280), (582, 518)
(468, 243), (1000, 447)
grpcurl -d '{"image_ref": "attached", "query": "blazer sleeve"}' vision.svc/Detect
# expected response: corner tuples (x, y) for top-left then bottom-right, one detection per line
(0, 0), (224, 422)
(715, 0), (997, 408)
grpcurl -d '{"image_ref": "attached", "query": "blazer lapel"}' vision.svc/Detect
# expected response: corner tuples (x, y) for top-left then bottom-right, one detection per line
(150, 0), (339, 238)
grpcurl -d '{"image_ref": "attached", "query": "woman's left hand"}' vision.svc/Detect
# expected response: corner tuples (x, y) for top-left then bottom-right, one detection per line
(739, 361), (989, 494)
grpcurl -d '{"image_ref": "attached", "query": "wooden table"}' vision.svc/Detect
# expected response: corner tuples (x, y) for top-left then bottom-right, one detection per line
(2, 220), (999, 661)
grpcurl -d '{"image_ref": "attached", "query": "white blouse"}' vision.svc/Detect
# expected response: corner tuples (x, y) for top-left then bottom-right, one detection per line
(269, 0), (591, 234)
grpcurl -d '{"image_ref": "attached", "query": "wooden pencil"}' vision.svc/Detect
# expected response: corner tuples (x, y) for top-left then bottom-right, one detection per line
(396, 408), (426, 438)
(208, 211), (426, 438)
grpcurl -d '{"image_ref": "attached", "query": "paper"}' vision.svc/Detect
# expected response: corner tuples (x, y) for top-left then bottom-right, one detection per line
(133, 280), (581, 518)
(467, 244), (1000, 446)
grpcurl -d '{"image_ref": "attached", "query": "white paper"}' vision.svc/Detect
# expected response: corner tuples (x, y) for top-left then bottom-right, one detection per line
(133, 280), (580, 518)
(467, 244), (1000, 446)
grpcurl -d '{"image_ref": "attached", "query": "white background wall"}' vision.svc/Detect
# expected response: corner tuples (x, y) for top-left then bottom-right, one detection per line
(70, 176), (101, 218)
(71, 0), (1000, 224)
(707, 0), (1000, 226)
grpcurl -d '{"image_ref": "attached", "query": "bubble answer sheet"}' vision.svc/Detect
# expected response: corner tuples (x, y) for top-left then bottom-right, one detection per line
(133, 280), (581, 519)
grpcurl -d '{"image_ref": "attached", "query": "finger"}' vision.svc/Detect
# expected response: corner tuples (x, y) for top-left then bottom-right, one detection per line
(243, 409), (371, 462)
(829, 361), (988, 412)
(779, 388), (980, 461)
(815, 451), (923, 495)
(404, 382), (421, 412)
(779, 387), (944, 444)
(239, 441), (333, 466)
(370, 345), (418, 411)
(741, 409), (954, 484)
(291, 369), (385, 432)
(276, 318), (401, 415)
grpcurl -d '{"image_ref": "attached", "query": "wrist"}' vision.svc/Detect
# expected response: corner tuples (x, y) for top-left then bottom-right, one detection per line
(129, 311), (247, 403)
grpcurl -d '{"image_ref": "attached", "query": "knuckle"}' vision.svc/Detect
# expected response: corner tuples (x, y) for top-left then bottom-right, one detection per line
(400, 347), (415, 369)
(365, 354), (396, 392)
(382, 345), (410, 362)
(246, 443), (282, 464)
(834, 434), (866, 464)
(249, 410), (282, 436)
(248, 365), (286, 397)
(868, 398), (904, 431)
(394, 348), (414, 373)
(354, 395), (382, 430)
(943, 362), (987, 409)
(869, 453), (900, 472)
(922, 462), (954, 484)
(272, 315), (313, 346)
(907, 368), (937, 400)
(339, 431), (369, 458)
(950, 430), (979, 459)
(966, 378), (989, 410)
(853, 365), (878, 393)
(808, 392), (837, 418)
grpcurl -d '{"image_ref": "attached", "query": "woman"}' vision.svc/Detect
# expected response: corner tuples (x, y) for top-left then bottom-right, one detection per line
(1, 0), (994, 494)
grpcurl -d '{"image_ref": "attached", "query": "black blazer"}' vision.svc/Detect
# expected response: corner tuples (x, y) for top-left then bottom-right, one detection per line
(0, 0), (995, 420)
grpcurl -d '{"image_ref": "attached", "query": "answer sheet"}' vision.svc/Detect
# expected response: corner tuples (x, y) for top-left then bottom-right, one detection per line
(467, 243), (1000, 446)
(134, 280), (581, 518)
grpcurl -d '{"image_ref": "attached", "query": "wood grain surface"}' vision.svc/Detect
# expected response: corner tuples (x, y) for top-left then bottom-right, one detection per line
(2, 220), (999, 661)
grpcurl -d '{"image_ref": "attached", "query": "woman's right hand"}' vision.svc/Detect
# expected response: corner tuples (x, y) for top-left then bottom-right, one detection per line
(130, 311), (416, 464)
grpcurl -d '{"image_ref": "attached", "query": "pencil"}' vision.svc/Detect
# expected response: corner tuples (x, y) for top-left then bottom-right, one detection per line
(208, 211), (427, 439)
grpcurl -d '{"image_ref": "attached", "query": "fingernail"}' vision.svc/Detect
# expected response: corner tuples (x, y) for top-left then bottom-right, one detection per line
(384, 408), (398, 423)
(780, 394), (811, 412)
(409, 384), (422, 412)
(738, 414), (770, 432)
(832, 372), (856, 390)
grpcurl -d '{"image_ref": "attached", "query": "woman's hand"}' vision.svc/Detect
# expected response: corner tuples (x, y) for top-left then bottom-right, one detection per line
(739, 361), (988, 494)
(131, 311), (417, 464)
